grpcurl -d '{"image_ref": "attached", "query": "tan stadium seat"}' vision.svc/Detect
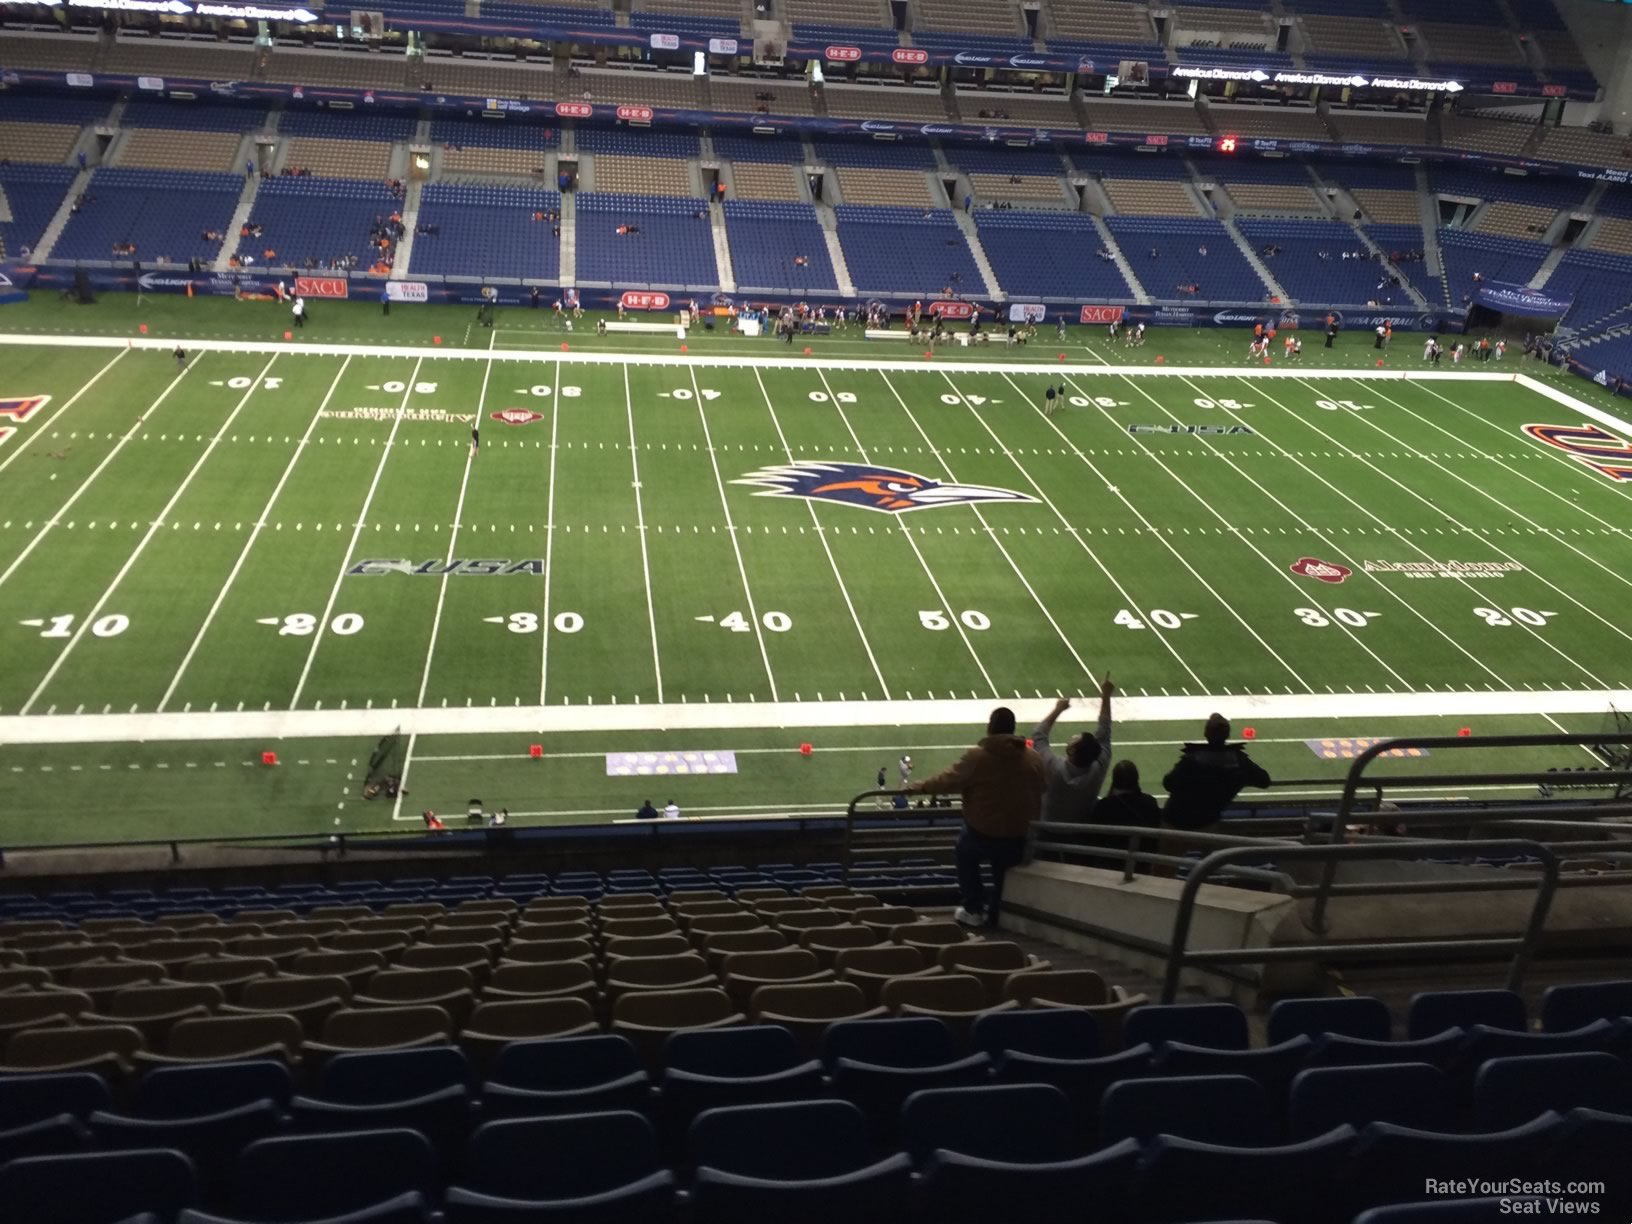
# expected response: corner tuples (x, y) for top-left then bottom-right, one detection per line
(603, 935), (692, 964)
(685, 914), (766, 946)
(0, 921), (71, 941)
(326, 932), (414, 958)
(1001, 969), (1109, 1009)
(232, 935), (320, 971)
(512, 920), (593, 943)
(57, 962), (165, 1010)
(604, 955), (715, 1008)
(225, 975), (353, 1038)
(232, 910), (298, 927)
(384, 903), (447, 920)
(27, 943), (119, 970)
(353, 968), (475, 1026)
(178, 956), (278, 1003)
(139, 1012), (303, 1068)
(503, 938), (595, 967)
(522, 898), (593, 920)
(90, 983), (224, 1047)
(0, 967), (52, 993)
(3, 1023), (145, 1079)
(308, 905), (372, 922)
(667, 890), (729, 906)
(139, 939), (227, 975)
(419, 929), (503, 955)
(853, 907), (920, 939)
(751, 897), (820, 917)
(459, 998), (600, 1077)
(881, 973), (1018, 1045)
(939, 942), (1051, 1006)
(611, 987), (744, 1069)
(9, 932), (88, 954)
(437, 912), (512, 934)
(597, 896), (663, 913)
(157, 914), (222, 931)
(290, 949), (387, 996)
(483, 961), (602, 1011)
(720, 949), (833, 1012)
(775, 911), (850, 935)
(835, 945), (941, 1008)
(396, 944), (495, 986)
(802, 926), (880, 971)
(348, 916), (430, 936)
(457, 899), (519, 917)
(0, 989), (95, 1040)
(893, 921), (977, 968)
(701, 929), (790, 976)
(672, 902), (744, 927)
(733, 888), (789, 904)
(799, 885), (852, 900)
(750, 981), (886, 1057)
(823, 895), (881, 914)
(598, 916), (680, 942)
(267, 920), (346, 941)
(303, 1004), (453, 1063)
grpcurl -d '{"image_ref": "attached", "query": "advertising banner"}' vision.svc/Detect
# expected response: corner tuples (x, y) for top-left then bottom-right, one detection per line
(1474, 281), (1572, 320)
(1008, 303), (1048, 324)
(619, 290), (671, 311)
(385, 281), (429, 303)
(1078, 305), (1126, 324)
(926, 300), (975, 320)
(295, 276), (348, 300)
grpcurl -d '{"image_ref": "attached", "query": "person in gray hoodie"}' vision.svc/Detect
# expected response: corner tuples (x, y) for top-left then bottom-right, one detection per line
(1031, 676), (1114, 825)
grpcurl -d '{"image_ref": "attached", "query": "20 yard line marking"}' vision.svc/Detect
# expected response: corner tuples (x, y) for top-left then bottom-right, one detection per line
(753, 369), (890, 699)
(623, 363), (664, 702)
(158, 355), (354, 711)
(690, 363), (779, 702)
(20, 355), (280, 715)
(289, 356), (425, 711)
(0, 348), (126, 481)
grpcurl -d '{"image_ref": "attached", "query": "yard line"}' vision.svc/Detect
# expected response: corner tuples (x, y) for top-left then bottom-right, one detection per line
(538, 358), (561, 704)
(985, 373), (1208, 690)
(752, 369), (890, 700)
(623, 363), (664, 702)
(1018, 373), (1316, 691)
(288, 357), (425, 710)
(0, 348), (126, 481)
(0, 358), (194, 596)
(813, 367), (998, 697)
(1336, 378), (1632, 589)
(689, 363), (779, 701)
(1174, 374), (1534, 690)
(19, 356), (279, 716)
(395, 341), (496, 820)
(1067, 371), (1409, 689)
(157, 356), (354, 712)
(1269, 377), (1632, 658)
(880, 372), (1092, 684)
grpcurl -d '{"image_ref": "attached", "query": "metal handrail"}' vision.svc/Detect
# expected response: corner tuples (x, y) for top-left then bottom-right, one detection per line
(1160, 837), (1561, 1004)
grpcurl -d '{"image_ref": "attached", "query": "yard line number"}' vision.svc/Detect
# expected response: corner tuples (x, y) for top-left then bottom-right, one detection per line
(24, 614), (128, 638)
(920, 609), (991, 631)
(519, 386), (582, 398)
(1115, 609), (1197, 630)
(1475, 607), (1556, 627)
(1296, 607), (1380, 628)
(259, 613), (365, 636)
(496, 612), (584, 634)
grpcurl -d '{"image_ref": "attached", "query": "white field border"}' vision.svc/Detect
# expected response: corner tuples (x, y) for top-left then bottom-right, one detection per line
(2, 335), (1630, 744)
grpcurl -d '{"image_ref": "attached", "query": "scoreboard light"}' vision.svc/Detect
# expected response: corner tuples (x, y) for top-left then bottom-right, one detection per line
(1217, 135), (1238, 153)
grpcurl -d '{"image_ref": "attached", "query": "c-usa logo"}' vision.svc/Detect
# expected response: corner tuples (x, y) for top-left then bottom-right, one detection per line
(735, 461), (1036, 514)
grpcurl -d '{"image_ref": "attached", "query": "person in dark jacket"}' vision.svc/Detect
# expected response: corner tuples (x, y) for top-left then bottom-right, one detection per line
(1161, 713), (1271, 834)
(635, 799), (659, 820)
(1090, 759), (1162, 870)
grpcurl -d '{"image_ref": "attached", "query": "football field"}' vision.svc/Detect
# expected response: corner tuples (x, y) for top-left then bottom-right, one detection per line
(2, 312), (1630, 842)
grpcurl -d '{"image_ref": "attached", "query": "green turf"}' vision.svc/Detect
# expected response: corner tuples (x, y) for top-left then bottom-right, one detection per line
(1, 292), (1629, 845)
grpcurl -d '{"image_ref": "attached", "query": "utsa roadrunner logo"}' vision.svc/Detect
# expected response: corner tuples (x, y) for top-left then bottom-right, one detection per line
(734, 462), (1035, 514)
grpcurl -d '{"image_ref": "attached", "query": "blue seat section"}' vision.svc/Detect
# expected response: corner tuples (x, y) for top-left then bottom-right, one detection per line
(1436, 231), (1550, 306)
(910, 31), (1033, 54)
(723, 201), (838, 292)
(230, 1128), (437, 1221)
(1288, 1062), (1454, 1139)
(948, 147), (1066, 177)
(575, 193), (717, 288)
(1048, 40), (1164, 68)
(178, 1191), (433, 1224)
(1152, 1036), (1316, 1099)
(320, 1047), (472, 1103)
(816, 140), (938, 170)
(1137, 1126), (1357, 1224)
(51, 167), (241, 264)
(1542, 251), (1632, 331)
(1175, 46), (1295, 68)
(1363, 223), (1438, 302)
(0, 164), (76, 259)
(134, 1061), (294, 1119)
(901, 1083), (1078, 1163)
(1341, 1114), (1563, 1216)
(833, 205), (981, 296)
(278, 112), (417, 143)
(1124, 1001), (1249, 1050)
(1433, 166), (1590, 211)
(478, 1), (616, 26)
(1105, 216), (1268, 302)
(791, 24), (900, 50)
(629, 12), (739, 38)
(1236, 218), (1407, 306)
(89, 1102), (282, 1191)
(0, 1071), (110, 1129)
(1268, 995), (1394, 1045)
(121, 101), (266, 131)
(1407, 989), (1526, 1041)
(253, 177), (402, 270)
(660, 1026), (823, 1133)
(825, 1017), (992, 1132)
(715, 134), (806, 164)
(975, 210), (1136, 301)
(1472, 1051), (1632, 1131)
(0, 1148), (199, 1224)
(413, 184), (561, 280)
(973, 1007), (1100, 1062)
(486, 1034), (654, 1117)
(578, 127), (699, 157)
(0, 95), (112, 124)
(429, 117), (557, 152)
(1542, 979), (1632, 1033)
(1102, 1074), (1274, 1146)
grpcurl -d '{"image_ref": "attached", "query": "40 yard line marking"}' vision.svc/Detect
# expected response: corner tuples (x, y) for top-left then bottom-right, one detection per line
(289, 356), (425, 711)
(0, 348), (125, 481)
(623, 363), (664, 702)
(158, 355), (354, 712)
(20, 355), (280, 715)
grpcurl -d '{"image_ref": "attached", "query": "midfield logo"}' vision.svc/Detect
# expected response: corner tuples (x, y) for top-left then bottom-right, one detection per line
(734, 462), (1036, 514)
(1290, 556), (1352, 584)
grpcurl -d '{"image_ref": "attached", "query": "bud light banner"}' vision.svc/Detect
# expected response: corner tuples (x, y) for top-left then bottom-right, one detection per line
(1474, 281), (1572, 321)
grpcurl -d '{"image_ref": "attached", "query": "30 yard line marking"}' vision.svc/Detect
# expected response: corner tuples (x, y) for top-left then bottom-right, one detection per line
(157, 355), (354, 711)
(753, 368), (890, 700)
(988, 372), (1206, 689)
(689, 362), (779, 702)
(623, 363), (664, 702)
(886, 371), (1094, 683)
(814, 367), (998, 697)
(19, 355), (280, 715)
(538, 357), (562, 705)
(289, 356), (425, 711)
(0, 357), (193, 596)
(0, 348), (126, 481)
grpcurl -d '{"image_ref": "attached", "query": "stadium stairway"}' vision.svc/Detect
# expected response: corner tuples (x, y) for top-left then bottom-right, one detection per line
(709, 198), (737, 294)
(559, 192), (577, 286)
(1222, 214), (1288, 302)
(1527, 243), (1568, 290)
(952, 209), (1004, 301)
(391, 179), (425, 280)
(1090, 214), (1151, 305)
(1415, 165), (1446, 299)
(815, 202), (857, 298)
(28, 166), (91, 265)
(215, 175), (261, 274)
(0, 186), (11, 227)
(1350, 223), (1431, 309)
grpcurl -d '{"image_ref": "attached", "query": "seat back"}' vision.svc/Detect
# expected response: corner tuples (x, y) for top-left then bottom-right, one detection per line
(0, 1070), (111, 1129)
(835, 946), (925, 977)
(165, 1012), (302, 1061)
(235, 976), (349, 1010)
(320, 1046), (472, 1104)
(1123, 1002), (1250, 1051)
(464, 997), (597, 1040)
(491, 1033), (643, 1090)
(0, 1147), (198, 1224)
(232, 1127), (435, 1220)
(1000, 970), (1110, 1008)
(1540, 980), (1632, 1034)
(1268, 995), (1393, 1045)
(1288, 1061), (1453, 1140)
(823, 1016), (959, 1068)
(901, 1082), (1078, 1163)
(359, 967), (474, 1003)
(1101, 1073), (1272, 1145)
(318, 1005), (453, 1049)
(689, 1099), (872, 1180)
(135, 1059), (294, 1119)
(882, 973), (987, 1014)
(973, 1007), (1099, 1061)
(1407, 989), (1525, 1040)
(1473, 1051), (1632, 1131)
(5, 1023), (144, 1071)
(461, 1110), (659, 1199)
(938, 942), (1030, 972)
(502, 938), (594, 965)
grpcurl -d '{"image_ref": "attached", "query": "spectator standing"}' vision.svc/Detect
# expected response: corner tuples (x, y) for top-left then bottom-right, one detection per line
(1032, 677), (1114, 825)
(663, 799), (681, 819)
(898, 754), (913, 787)
(636, 799), (659, 820)
(381, 287), (390, 316)
(909, 707), (1044, 929)
(1161, 713), (1271, 837)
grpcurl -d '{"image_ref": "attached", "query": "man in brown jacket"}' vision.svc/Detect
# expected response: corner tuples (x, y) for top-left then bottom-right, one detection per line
(909, 706), (1045, 929)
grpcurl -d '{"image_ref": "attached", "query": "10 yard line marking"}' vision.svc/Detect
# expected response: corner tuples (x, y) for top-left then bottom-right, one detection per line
(0, 357), (194, 596)
(623, 363), (664, 702)
(690, 362), (779, 702)
(0, 348), (125, 481)
(20, 355), (280, 715)
(538, 357), (562, 705)
(289, 356), (426, 711)
(158, 355), (354, 712)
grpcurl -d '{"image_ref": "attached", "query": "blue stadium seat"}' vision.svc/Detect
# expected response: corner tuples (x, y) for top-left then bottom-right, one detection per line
(1471, 1051), (1632, 1131)
(443, 1111), (677, 1223)
(0, 1071), (111, 1128)
(1541, 1108), (1632, 1214)
(1287, 1062), (1454, 1140)
(1310, 1029), (1466, 1070)
(973, 1007), (1099, 1061)
(1352, 1201), (1519, 1223)
(288, 1086), (472, 1165)
(1101, 1073), (1273, 1146)
(1407, 990), (1526, 1040)
(230, 1128), (438, 1221)
(178, 1192), (433, 1224)
(1123, 1002), (1250, 1051)
(1150, 1035), (1314, 1098)
(1268, 995), (1393, 1045)
(989, 1042), (1153, 1114)
(823, 1018), (991, 1131)
(658, 1026), (823, 1134)
(133, 1060), (294, 1118)
(482, 1034), (652, 1118)
(0, 1114), (90, 1164)
(1451, 1019), (1625, 1083)
(901, 1083), (1079, 1164)
(1137, 1125), (1356, 1224)
(1339, 1114), (1563, 1216)
(319, 1047), (471, 1103)
(89, 1101), (281, 1191)
(688, 1100), (912, 1224)
(0, 1148), (198, 1224)
(918, 1138), (1141, 1224)
(1541, 980), (1632, 1033)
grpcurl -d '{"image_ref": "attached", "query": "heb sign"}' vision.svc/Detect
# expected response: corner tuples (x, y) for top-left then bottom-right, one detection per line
(825, 45), (863, 61)
(1080, 305), (1126, 325)
(295, 276), (347, 300)
(927, 300), (975, 320)
(891, 48), (930, 65)
(555, 102), (594, 119)
(621, 290), (671, 311)
(616, 105), (654, 122)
